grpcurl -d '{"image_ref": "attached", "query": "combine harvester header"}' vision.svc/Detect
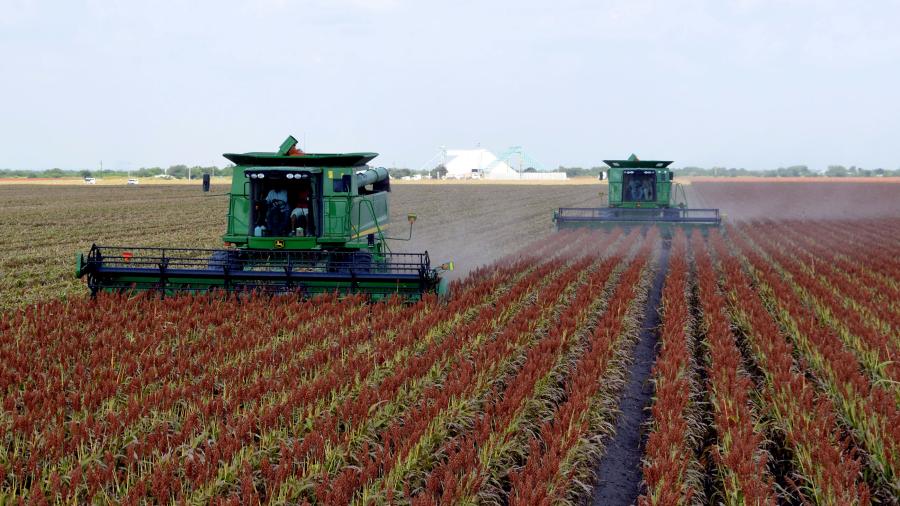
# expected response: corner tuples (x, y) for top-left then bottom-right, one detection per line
(554, 154), (721, 230)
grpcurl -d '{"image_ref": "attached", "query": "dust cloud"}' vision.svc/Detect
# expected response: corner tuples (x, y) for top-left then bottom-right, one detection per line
(686, 180), (900, 222)
(387, 184), (602, 279)
(389, 180), (899, 278)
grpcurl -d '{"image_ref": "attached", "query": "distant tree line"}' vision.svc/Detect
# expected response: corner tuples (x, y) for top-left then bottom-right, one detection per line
(387, 167), (448, 179)
(556, 166), (607, 177)
(3, 163), (899, 179)
(673, 165), (900, 177)
(0, 165), (235, 179)
(385, 168), (422, 178)
(556, 164), (900, 178)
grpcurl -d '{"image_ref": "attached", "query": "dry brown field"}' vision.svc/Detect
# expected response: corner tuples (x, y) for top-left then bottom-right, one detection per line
(0, 177), (232, 186)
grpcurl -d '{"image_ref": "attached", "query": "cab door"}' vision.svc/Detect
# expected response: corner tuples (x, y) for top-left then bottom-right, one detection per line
(321, 169), (353, 242)
(655, 170), (672, 207)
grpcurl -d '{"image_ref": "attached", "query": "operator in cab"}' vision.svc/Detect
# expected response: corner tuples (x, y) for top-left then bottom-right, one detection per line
(626, 179), (641, 201)
(640, 180), (653, 201)
(265, 188), (291, 236)
(291, 188), (311, 236)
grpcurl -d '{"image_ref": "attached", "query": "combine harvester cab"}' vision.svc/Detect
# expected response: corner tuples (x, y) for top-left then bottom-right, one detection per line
(553, 154), (721, 233)
(76, 136), (451, 300)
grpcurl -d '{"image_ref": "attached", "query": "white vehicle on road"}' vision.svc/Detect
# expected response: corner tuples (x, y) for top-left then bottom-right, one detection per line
(127, 178), (139, 185)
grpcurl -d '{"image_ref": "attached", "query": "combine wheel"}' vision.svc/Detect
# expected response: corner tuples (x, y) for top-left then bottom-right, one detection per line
(663, 208), (680, 220)
(437, 276), (451, 302)
(351, 251), (372, 274)
(327, 251), (372, 274)
(207, 250), (243, 271)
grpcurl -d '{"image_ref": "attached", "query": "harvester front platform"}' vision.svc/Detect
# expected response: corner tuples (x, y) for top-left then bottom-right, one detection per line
(76, 136), (450, 300)
(553, 154), (721, 231)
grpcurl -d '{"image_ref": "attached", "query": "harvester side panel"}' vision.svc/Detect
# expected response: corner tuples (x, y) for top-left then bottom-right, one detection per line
(323, 197), (351, 240)
(656, 175), (671, 207)
(350, 191), (389, 239)
(608, 169), (623, 204)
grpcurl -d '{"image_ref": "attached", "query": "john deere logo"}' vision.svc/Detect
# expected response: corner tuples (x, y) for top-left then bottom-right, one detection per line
(275, 240), (285, 249)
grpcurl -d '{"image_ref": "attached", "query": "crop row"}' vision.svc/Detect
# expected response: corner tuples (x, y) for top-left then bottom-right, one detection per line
(710, 228), (872, 503)
(639, 230), (701, 504)
(507, 227), (657, 505)
(1, 228), (663, 504)
(638, 221), (899, 504)
(729, 224), (900, 498)
(744, 221), (899, 394)
(640, 229), (778, 506)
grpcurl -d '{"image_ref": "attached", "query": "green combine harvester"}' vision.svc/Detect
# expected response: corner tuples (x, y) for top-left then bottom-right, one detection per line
(76, 136), (451, 300)
(553, 154), (721, 230)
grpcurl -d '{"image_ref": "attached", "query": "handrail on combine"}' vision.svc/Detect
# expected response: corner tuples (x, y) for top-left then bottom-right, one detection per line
(555, 207), (721, 225)
(78, 244), (437, 298)
(83, 245), (430, 273)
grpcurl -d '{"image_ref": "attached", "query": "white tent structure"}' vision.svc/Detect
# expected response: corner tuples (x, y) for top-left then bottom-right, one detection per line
(443, 149), (516, 179)
(437, 147), (566, 180)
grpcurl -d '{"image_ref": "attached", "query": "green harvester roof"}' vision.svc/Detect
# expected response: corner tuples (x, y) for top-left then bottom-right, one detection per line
(223, 136), (377, 167)
(603, 153), (673, 169)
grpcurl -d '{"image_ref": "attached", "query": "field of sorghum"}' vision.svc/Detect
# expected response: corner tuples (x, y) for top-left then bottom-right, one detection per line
(642, 219), (899, 505)
(1, 181), (898, 504)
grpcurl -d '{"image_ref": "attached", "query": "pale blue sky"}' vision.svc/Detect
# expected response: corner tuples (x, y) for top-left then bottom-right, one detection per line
(2, 0), (899, 171)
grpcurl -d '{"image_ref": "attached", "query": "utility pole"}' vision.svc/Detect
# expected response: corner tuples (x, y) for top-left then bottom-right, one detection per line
(99, 161), (103, 179)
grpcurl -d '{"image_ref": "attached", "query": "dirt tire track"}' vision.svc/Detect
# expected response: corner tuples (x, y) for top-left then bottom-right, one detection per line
(591, 238), (670, 505)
